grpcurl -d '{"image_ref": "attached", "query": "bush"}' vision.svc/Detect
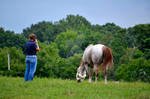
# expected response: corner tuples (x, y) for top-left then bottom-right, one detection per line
(115, 58), (150, 82)
(0, 47), (25, 77)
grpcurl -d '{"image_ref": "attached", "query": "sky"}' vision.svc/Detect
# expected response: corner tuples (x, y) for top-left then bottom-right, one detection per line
(0, 0), (150, 33)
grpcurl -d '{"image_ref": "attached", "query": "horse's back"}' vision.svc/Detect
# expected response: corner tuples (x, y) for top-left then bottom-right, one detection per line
(91, 44), (104, 64)
(83, 44), (104, 64)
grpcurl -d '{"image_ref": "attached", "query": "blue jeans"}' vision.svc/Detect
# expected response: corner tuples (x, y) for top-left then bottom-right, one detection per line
(24, 56), (37, 81)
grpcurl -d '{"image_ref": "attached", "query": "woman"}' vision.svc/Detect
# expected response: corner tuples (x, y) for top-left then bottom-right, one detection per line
(24, 34), (40, 81)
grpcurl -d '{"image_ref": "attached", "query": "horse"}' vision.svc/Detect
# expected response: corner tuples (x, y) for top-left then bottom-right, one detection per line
(76, 44), (113, 84)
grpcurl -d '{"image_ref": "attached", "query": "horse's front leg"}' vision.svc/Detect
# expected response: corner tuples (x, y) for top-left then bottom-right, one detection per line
(88, 71), (92, 83)
(85, 64), (92, 83)
(93, 65), (98, 83)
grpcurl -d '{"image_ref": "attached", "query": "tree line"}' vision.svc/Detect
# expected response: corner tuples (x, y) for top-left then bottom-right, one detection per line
(0, 14), (150, 82)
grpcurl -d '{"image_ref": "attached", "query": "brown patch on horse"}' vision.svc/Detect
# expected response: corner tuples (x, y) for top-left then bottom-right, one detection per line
(98, 46), (113, 71)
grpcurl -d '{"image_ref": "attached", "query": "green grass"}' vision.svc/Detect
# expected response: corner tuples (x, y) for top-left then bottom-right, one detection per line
(0, 76), (150, 99)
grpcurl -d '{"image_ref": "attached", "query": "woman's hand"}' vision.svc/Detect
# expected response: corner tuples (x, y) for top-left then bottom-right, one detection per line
(35, 39), (38, 44)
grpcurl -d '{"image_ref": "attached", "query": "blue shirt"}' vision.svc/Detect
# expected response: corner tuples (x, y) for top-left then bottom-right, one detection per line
(26, 40), (37, 55)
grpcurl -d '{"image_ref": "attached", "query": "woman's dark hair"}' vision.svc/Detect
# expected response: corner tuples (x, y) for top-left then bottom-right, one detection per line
(29, 33), (37, 40)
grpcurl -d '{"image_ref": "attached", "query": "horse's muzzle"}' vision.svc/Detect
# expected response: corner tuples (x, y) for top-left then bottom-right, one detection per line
(77, 79), (81, 83)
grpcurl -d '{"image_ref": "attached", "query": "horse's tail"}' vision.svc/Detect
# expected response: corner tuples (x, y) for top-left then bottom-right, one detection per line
(98, 46), (113, 71)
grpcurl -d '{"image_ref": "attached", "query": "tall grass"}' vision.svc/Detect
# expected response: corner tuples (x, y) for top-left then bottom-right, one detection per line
(0, 76), (150, 99)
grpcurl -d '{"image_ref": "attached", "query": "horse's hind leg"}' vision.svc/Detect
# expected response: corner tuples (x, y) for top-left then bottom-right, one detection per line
(104, 65), (108, 84)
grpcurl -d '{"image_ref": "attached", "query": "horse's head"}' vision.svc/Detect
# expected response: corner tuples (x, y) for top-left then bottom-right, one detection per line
(76, 65), (86, 83)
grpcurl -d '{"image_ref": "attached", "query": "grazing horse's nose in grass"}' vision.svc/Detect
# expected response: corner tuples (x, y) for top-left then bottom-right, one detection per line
(77, 80), (81, 83)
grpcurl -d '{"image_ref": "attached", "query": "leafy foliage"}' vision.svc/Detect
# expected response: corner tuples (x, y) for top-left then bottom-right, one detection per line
(115, 58), (150, 82)
(0, 28), (27, 52)
(0, 47), (25, 76)
(35, 42), (59, 77)
(55, 30), (78, 58)
(23, 21), (65, 42)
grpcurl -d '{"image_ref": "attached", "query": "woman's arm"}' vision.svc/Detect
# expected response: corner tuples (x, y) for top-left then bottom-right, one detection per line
(35, 39), (40, 51)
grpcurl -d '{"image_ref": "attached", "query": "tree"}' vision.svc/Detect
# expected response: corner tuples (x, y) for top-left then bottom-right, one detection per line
(102, 23), (121, 34)
(23, 21), (63, 42)
(59, 14), (91, 30)
(115, 58), (150, 82)
(110, 32), (127, 65)
(55, 30), (78, 58)
(0, 47), (25, 76)
(0, 28), (27, 52)
(130, 24), (150, 59)
(35, 42), (60, 77)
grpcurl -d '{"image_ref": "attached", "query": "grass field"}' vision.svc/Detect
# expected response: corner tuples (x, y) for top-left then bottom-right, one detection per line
(0, 76), (150, 99)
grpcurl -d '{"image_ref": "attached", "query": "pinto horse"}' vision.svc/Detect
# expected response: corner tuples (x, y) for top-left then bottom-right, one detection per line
(76, 44), (113, 84)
